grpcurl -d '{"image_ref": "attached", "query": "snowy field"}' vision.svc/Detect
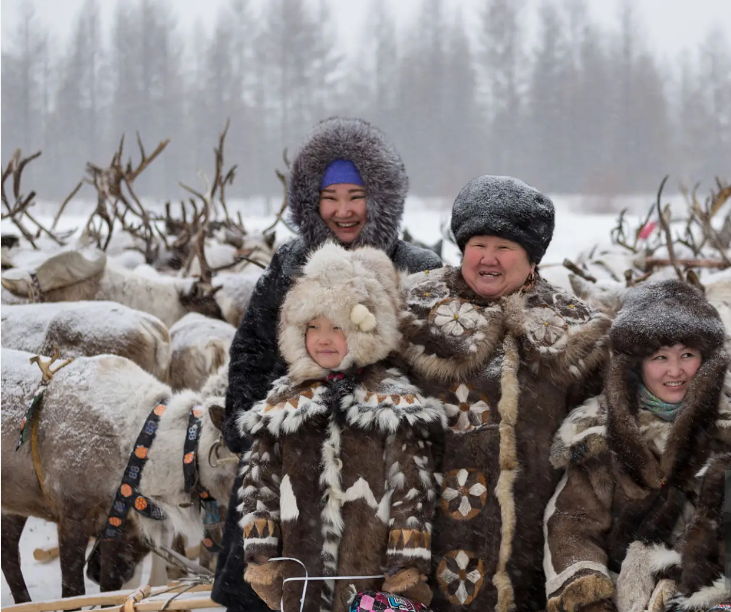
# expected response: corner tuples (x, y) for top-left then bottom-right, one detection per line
(0, 192), (657, 605)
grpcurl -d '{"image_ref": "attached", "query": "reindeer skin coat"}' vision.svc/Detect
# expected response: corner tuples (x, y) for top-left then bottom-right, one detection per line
(400, 267), (610, 611)
(544, 366), (731, 612)
(237, 367), (442, 612)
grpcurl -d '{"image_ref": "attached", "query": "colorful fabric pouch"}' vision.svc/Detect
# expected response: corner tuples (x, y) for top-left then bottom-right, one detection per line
(349, 591), (431, 612)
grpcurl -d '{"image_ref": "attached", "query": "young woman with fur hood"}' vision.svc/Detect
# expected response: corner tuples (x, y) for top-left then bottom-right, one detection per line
(400, 175), (611, 611)
(213, 118), (441, 612)
(544, 280), (730, 612)
(238, 243), (443, 612)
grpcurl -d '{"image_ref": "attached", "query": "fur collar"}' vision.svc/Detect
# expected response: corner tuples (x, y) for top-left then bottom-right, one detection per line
(550, 364), (731, 486)
(237, 367), (444, 438)
(401, 266), (610, 384)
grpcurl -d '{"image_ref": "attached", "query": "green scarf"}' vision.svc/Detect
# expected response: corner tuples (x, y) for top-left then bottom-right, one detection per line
(638, 383), (682, 422)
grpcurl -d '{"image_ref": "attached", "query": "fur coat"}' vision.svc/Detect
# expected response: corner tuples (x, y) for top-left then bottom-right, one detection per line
(237, 366), (443, 612)
(400, 266), (611, 611)
(544, 280), (731, 612)
(213, 118), (440, 612)
(544, 375), (730, 612)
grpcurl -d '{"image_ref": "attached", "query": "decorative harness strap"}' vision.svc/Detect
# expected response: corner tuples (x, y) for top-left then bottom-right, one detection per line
(102, 401), (168, 540)
(183, 405), (222, 552)
(16, 354), (74, 450)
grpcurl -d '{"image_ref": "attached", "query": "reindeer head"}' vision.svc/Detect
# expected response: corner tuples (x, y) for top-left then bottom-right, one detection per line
(180, 281), (224, 320)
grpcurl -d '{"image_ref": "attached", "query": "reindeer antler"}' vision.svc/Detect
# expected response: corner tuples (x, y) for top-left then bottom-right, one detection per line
(29, 351), (74, 385)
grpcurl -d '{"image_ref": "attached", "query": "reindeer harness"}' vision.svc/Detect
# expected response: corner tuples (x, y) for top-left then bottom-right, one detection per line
(101, 400), (169, 541)
(99, 402), (222, 551)
(16, 354), (74, 498)
(182, 405), (223, 553)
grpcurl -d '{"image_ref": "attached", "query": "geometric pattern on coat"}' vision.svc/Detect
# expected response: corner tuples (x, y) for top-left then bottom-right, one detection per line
(236, 366), (444, 612)
(401, 266), (611, 612)
(436, 549), (487, 606)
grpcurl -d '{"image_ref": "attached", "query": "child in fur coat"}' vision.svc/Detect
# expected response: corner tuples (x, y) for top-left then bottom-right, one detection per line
(543, 280), (730, 612)
(237, 242), (443, 612)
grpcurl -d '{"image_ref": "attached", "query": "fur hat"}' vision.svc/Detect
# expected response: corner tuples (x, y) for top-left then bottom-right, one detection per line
(605, 279), (729, 490)
(288, 117), (408, 253)
(610, 279), (726, 359)
(278, 242), (403, 384)
(450, 175), (555, 263)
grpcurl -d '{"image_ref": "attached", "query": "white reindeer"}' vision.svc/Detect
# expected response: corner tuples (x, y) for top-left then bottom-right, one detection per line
(168, 312), (236, 390)
(1, 301), (171, 382)
(1, 348), (237, 601)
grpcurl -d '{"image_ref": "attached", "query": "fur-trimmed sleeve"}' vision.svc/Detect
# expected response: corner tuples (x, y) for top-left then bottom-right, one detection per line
(544, 458), (616, 611)
(238, 431), (282, 563)
(384, 423), (438, 576)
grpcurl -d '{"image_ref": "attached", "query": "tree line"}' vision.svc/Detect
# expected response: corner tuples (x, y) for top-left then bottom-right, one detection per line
(2, 0), (729, 204)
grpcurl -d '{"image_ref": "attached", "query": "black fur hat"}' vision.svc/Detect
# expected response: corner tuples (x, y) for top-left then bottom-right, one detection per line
(288, 117), (408, 253)
(450, 175), (555, 263)
(610, 279), (726, 359)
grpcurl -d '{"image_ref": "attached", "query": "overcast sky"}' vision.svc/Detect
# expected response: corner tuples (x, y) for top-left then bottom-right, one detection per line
(2, 0), (730, 62)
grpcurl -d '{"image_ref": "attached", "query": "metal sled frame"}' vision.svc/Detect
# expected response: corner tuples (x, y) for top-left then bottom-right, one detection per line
(271, 556), (384, 612)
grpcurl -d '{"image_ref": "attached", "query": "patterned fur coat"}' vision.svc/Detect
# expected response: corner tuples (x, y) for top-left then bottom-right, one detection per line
(544, 360), (731, 611)
(237, 366), (443, 612)
(400, 267), (611, 611)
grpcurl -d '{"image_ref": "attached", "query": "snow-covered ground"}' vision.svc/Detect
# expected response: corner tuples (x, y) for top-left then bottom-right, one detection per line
(0, 193), (653, 605)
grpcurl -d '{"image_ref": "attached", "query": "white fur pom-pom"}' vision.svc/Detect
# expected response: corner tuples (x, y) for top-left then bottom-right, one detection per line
(351, 304), (377, 332)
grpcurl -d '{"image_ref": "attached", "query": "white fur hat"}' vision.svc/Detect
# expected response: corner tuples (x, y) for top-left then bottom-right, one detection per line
(278, 242), (403, 383)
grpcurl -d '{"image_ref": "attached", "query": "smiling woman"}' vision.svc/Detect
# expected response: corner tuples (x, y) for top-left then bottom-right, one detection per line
(399, 175), (611, 610)
(544, 279), (730, 610)
(212, 117), (441, 612)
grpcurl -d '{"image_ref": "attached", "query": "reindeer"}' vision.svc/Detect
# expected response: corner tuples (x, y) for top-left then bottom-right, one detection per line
(168, 312), (235, 391)
(1, 301), (171, 382)
(1, 249), (222, 327)
(1, 349), (238, 601)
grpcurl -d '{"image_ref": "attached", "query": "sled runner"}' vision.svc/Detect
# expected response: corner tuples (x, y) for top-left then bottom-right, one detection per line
(1, 580), (218, 612)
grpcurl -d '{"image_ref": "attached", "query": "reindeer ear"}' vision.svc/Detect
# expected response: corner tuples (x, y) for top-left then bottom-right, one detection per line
(208, 404), (226, 432)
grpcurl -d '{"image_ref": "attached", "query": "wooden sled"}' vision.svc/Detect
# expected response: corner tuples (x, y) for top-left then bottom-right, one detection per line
(1, 581), (221, 612)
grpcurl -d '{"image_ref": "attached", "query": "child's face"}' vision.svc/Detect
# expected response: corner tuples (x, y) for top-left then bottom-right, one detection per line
(305, 315), (349, 369)
(641, 343), (702, 403)
(318, 183), (367, 244)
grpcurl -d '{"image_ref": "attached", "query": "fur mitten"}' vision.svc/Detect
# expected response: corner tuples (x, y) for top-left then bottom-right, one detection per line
(244, 561), (283, 610)
(382, 567), (432, 606)
(546, 570), (614, 612)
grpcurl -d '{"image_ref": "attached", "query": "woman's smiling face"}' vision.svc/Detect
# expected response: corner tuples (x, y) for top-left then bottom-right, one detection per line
(641, 343), (702, 403)
(461, 235), (534, 298)
(318, 183), (367, 244)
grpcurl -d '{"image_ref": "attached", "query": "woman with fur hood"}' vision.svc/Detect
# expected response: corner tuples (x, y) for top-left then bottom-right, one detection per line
(238, 243), (442, 612)
(544, 279), (730, 612)
(213, 118), (441, 611)
(400, 175), (611, 611)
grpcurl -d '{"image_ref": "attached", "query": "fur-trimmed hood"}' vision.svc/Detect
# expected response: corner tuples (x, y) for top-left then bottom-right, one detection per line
(288, 117), (408, 253)
(550, 371), (731, 476)
(278, 242), (403, 384)
(602, 280), (730, 489)
(237, 366), (445, 438)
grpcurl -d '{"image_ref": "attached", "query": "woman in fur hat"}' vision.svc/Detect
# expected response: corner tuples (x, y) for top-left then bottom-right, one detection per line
(399, 175), (611, 611)
(238, 242), (442, 612)
(213, 118), (441, 611)
(544, 279), (730, 612)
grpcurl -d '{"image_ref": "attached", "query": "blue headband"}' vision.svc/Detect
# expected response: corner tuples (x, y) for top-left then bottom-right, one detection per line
(319, 159), (364, 189)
